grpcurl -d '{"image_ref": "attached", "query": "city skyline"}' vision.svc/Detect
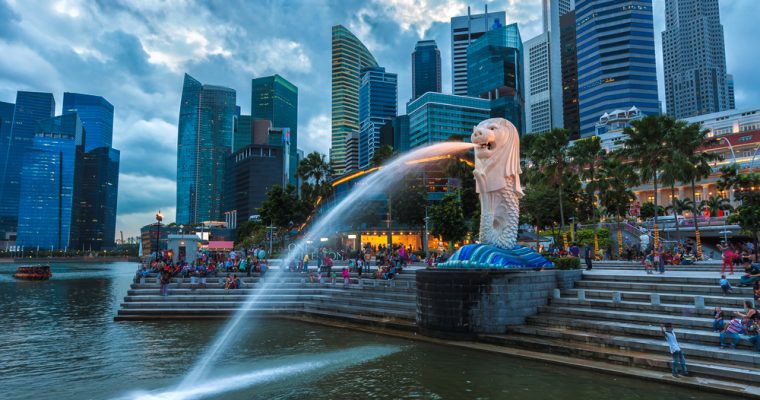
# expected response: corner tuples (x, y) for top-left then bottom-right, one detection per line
(0, 0), (758, 237)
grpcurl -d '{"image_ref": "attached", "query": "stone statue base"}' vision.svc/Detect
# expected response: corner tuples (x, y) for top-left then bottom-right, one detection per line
(438, 244), (554, 269)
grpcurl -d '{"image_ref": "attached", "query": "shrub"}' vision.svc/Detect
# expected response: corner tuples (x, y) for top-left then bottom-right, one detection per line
(546, 256), (581, 270)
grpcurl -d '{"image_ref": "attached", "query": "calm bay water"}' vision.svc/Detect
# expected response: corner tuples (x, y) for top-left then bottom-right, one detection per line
(0, 262), (736, 400)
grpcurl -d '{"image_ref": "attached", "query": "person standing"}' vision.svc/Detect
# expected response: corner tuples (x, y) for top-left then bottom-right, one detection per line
(584, 243), (593, 271)
(661, 323), (688, 377)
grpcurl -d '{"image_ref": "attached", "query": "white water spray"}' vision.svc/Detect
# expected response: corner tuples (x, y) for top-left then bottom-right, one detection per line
(179, 142), (475, 386)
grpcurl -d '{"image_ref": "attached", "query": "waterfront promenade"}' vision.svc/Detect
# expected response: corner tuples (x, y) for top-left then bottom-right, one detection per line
(117, 262), (760, 398)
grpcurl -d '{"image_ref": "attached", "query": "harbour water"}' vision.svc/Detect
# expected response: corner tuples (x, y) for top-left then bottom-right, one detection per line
(0, 262), (736, 400)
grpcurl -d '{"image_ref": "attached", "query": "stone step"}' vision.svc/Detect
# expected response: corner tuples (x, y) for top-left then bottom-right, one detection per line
(130, 279), (417, 291)
(116, 304), (415, 321)
(582, 273), (746, 285)
(561, 288), (750, 308)
(479, 334), (760, 384)
(538, 305), (714, 330)
(120, 298), (416, 313)
(526, 317), (754, 349)
(509, 325), (760, 367)
(574, 280), (753, 296)
(123, 291), (416, 303)
(550, 298), (741, 318)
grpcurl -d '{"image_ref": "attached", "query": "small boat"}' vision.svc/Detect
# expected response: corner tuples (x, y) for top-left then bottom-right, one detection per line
(13, 265), (52, 280)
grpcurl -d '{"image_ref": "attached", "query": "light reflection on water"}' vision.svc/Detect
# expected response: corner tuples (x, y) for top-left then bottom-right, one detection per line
(0, 262), (736, 400)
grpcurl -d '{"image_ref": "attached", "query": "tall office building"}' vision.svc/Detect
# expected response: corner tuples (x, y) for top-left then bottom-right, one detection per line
(331, 25), (378, 175)
(663, 0), (729, 119)
(451, 8), (506, 96)
(412, 40), (442, 100)
(576, 0), (660, 137)
(16, 113), (83, 249)
(358, 67), (397, 169)
(251, 75), (298, 183)
(560, 10), (580, 136)
(225, 144), (286, 223)
(62, 92), (114, 151)
(467, 23), (525, 134)
(727, 74), (735, 110)
(524, 32), (552, 134)
(407, 93), (491, 149)
(343, 132), (360, 173)
(0, 91), (55, 236)
(176, 73), (236, 225)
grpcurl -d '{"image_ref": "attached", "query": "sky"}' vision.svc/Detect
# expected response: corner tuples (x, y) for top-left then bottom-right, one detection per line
(0, 0), (758, 239)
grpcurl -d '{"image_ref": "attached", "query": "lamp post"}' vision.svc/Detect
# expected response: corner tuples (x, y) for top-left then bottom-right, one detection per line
(717, 137), (737, 165)
(748, 143), (760, 172)
(154, 210), (163, 261)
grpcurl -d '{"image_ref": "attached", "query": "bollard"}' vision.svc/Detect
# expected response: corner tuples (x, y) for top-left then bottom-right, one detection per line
(553, 288), (561, 299)
(694, 296), (705, 310)
(577, 289), (586, 301)
(612, 291), (622, 303)
(650, 293), (660, 306)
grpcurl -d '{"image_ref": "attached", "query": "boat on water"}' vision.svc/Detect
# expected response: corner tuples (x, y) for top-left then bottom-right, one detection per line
(13, 265), (52, 280)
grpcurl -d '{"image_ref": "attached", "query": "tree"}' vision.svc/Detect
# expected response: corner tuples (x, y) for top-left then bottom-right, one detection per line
(391, 179), (427, 228)
(640, 202), (665, 219)
(596, 152), (637, 256)
(701, 195), (733, 217)
(520, 182), (562, 250)
(235, 220), (263, 244)
(429, 193), (468, 252)
(371, 144), (395, 166)
(718, 164), (760, 258)
(297, 151), (332, 203)
(258, 184), (310, 230)
(568, 136), (605, 223)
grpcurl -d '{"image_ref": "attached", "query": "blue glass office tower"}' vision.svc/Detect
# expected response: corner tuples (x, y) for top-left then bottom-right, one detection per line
(251, 75), (298, 184)
(176, 73), (236, 225)
(62, 93), (114, 151)
(467, 23), (525, 134)
(412, 40), (442, 100)
(0, 92), (55, 237)
(71, 146), (120, 250)
(575, 0), (660, 136)
(358, 67), (397, 169)
(17, 113), (83, 249)
(407, 93), (491, 148)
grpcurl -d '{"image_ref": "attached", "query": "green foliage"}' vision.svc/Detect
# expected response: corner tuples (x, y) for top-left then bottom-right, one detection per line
(640, 202), (665, 219)
(391, 181), (427, 227)
(718, 165), (760, 249)
(546, 256), (581, 270)
(297, 151), (332, 204)
(258, 184), (310, 229)
(372, 144), (396, 166)
(235, 220), (262, 244)
(429, 193), (468, 246)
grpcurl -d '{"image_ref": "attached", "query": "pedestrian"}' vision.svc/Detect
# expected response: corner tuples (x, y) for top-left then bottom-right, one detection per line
(303, 253), (310, 272)
(713, 306), (725, 332)
(720, 317), (746, 348)
(584, 243), (593, 271)
(661, 323), (688, 377)
(719, 274), (732, 296)
(159, 269), (171, 297)
(644, 251), (654, 274)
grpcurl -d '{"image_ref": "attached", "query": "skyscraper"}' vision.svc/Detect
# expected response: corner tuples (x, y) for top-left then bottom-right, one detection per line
(176, 73), (236, 225)
(234, 115), (253, 152)
(576, 0), (660, 137)
(467, 23), (525, 134)
(407, 93), (491, 149)
(251, 75), (298, 183)
(71, 146), (120, 251)
(412, 40), (442, 100)
(331, 25), (378, 175)
(524, 32), (552, 134)
(663, 0), (730, 119)
(727, 74), (736, 110)
(0, 91), (55, 236)
(358, 66), (397, 169)
(62, 92), (114, 151)
(451, 8), (506, 96)
(560, 10), (580, 137)
(16, 113), (83, 249)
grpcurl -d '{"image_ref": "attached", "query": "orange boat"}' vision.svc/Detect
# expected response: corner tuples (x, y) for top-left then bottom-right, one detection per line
(13, 265), (52, 280)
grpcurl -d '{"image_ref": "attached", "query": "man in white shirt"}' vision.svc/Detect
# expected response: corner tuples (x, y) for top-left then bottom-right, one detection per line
(662, 323), (688, 377)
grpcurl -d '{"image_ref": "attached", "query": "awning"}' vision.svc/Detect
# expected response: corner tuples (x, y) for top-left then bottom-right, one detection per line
(207, 241), (234, 251)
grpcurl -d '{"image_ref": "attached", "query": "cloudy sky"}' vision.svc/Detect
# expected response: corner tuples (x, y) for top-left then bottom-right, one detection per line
(0, 0), (758, 238)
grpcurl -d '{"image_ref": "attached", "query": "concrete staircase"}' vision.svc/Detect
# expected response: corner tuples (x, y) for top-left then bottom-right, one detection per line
(485, 271), (760, 386)
(115, 271), (417, 330)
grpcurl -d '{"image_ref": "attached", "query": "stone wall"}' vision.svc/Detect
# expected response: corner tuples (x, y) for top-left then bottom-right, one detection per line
(416, 269), (582, 338)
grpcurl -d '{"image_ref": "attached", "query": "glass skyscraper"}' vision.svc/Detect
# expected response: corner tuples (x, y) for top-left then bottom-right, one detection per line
(358, 66), (397, 169)
(331, 25), (378, 175)
(576, 0), (660, 136)
(0, 91), (55, 236)
(412, 40), (442, 100)
(71, 146), (120, 251)
(407, 93), (491, 148)
(176, 73), (236, 225)
(62, 92), (114, 151)
(467, 23), (525, 134)
(234, 115), (253, 152)
(251, 75), (297, 183)
(16, 113), (83, 249)
(451, 9), (506, 96)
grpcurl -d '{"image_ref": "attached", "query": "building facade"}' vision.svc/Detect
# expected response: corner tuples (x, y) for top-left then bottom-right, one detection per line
(576, 0), (660, 137)
(175, 73), (236, 225)
(62, 92), (114, 151)
(451, 8), (506, 96)
(0, 92), (55, 238)
(16, 113), (83, 249)
(683, 108), (760, 138)
(344, 132), (360, 173)
(72, 147), (120, 251)
(331, 25), (378, 175)
(412, 40), (442, 100)
(358, 66), (398, 169)
(467, 23), (525, 134)
(524, 32), (552, 134)
(560, 10), (580, 137)
(234, 115), (253, 152)
(727, 74), (736, 110)
(592, 106), (643, 152)
(251, 75), (298, 184)
(225, 144), (286, 222)
(663, 0), (730, 119)
(407, 92), (491, 148)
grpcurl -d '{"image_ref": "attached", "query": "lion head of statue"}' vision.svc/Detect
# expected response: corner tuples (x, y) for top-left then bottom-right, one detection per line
(470, 118), (523, 195)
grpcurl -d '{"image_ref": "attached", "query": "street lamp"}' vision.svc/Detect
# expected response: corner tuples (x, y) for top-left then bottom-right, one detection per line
(717, 137), (737, 165)
(748, 143), (760, 172)
(155, 210), (163, 261)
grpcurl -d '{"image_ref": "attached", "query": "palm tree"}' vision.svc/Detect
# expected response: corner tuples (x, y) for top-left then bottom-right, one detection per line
(596, 151), (638, 257)
(701, 195), (733, 217)
(297, 152), (332, 202)
(568, 136), (605, 222)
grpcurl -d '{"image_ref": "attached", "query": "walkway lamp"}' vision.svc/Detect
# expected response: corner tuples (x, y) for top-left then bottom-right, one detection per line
(155, 210), (163, 261)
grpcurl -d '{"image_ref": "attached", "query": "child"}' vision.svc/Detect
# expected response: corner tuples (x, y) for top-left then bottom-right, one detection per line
(342, 267), (350, 284)
(713, 306), (725, 332)
(661, 323), (688, 377)
(331, 271), (337, 284)
(644, 252), (654, 274)
(719, 274), (732, 296)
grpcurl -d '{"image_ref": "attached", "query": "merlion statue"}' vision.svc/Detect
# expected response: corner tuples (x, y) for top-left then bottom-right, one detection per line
(471, 118), (523, 249)
(438, 118), (552, 269)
